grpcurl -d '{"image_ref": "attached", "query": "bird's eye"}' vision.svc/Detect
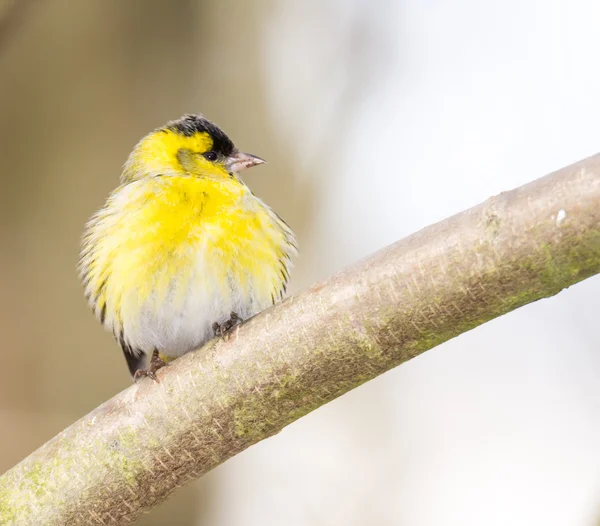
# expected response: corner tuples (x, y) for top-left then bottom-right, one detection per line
(203, 151), (218, 162)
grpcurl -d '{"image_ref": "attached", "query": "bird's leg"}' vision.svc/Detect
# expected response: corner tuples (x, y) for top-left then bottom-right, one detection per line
(133, 349), (168, 382)
(212, 311), (243, 340)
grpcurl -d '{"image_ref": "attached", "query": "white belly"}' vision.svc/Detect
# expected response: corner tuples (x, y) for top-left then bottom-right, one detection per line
(120, 249), (274, 360)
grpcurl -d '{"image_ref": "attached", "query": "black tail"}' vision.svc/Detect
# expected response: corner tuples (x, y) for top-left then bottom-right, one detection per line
(119, 332), (147, 376)
(123, 350), (146, 377)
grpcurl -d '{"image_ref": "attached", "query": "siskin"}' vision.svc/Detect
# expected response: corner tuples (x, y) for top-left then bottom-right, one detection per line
(79, 114), (297, 380)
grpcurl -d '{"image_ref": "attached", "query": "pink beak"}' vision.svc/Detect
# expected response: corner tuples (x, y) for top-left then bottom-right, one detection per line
(226, 150), (266, 173)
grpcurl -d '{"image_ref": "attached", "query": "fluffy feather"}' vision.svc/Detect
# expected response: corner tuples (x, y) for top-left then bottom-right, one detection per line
(79, 115), (297, 372)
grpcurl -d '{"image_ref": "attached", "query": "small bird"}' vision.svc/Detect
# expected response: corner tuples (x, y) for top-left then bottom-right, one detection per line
(79, 114), (297, 380)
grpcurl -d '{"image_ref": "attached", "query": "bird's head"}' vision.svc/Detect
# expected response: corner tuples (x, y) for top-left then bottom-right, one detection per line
(122, 114), (265, 182)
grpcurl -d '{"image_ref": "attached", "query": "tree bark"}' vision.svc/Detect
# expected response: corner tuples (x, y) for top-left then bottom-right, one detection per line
(1, 154), (600, 524)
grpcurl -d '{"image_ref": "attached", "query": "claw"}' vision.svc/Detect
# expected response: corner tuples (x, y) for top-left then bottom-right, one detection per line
(213, 312), (243, 340)
(133, 349), (167, 382)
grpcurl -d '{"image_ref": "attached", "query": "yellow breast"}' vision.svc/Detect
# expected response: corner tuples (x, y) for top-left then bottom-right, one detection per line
(80, 175), (296, 355)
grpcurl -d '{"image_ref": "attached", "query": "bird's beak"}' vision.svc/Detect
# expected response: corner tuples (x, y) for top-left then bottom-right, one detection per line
(226, 151), (266, 173)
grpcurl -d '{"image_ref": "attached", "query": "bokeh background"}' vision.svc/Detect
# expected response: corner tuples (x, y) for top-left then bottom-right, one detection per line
(2, 1), (600, 525)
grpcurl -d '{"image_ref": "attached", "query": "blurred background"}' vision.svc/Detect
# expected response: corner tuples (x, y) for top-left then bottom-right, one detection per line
(1, 0), (600, 524)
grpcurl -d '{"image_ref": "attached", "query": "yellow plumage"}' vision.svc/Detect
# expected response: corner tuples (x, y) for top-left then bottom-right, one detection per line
(79, 115), (297, 377)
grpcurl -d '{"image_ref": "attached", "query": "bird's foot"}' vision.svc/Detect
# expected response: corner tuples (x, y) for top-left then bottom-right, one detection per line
(213, 311), (243, 340)
(134, 349), (168, 382)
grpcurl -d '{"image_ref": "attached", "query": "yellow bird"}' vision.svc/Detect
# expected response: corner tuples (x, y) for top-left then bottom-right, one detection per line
(79, 114), (297, 379)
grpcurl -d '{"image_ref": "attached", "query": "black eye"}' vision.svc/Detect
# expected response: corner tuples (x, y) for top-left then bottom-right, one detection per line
(203, 151), (218, 162)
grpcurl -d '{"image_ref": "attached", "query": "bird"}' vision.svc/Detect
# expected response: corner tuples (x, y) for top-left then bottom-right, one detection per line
(79, 114), (297, 380)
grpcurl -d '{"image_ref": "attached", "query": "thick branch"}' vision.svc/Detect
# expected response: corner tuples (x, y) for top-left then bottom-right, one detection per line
(2, 155), (600, 524)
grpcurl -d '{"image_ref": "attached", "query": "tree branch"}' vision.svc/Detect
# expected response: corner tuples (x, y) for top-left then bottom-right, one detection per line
(2, 154), (600, 524)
